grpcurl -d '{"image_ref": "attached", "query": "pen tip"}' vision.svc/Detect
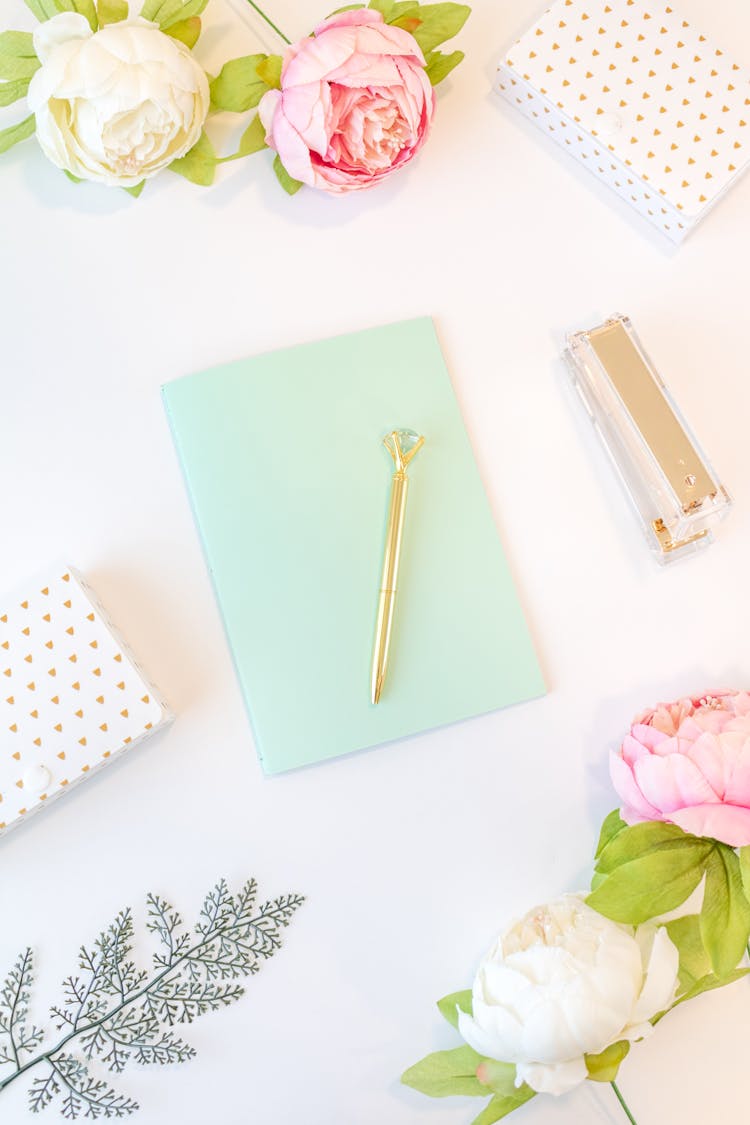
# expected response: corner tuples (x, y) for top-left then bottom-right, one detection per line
(371, 676), (383, 705)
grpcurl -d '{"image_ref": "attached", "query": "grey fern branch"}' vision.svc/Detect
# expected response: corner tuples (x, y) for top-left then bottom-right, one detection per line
(0, 948), (43, 1069)
(0, 878), (304, 1119)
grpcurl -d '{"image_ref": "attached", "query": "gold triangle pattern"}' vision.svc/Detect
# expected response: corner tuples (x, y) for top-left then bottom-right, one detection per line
(0, 568), (168, 835)
(499, 0), (749, 235)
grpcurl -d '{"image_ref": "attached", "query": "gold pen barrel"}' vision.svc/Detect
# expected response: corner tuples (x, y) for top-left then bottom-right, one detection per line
(371, 471), (408, 704)
(380, 471), (408, 594)
(370, 591), (395, 705)
(370, 428), (424, 704)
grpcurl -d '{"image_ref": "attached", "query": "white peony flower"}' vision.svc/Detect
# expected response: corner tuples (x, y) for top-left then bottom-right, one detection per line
(27, 12), (209, 187)
(458, 894), (679, 1097)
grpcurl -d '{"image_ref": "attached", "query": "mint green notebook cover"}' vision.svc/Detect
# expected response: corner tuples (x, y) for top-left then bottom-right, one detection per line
(163, 319), (545, 773)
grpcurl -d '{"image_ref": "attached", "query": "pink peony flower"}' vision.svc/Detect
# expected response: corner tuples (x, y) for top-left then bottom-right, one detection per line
(610, 691), (750, 846)
(258, 8), (435, 194)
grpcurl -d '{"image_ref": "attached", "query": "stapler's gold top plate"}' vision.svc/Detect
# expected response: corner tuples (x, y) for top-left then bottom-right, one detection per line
(586, 320), (714, 512)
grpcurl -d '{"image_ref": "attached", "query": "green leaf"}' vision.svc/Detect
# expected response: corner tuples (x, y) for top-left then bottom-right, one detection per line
(0, 32), (40, 81)
(595, 809), (627, 859)
(436, 989), (472, 1029)
(391, 12), (421, 31)
(256, 54), (282, 90)
(738, 845), (750, 904)
(24, 0), (51, 18)
(71, 0), (97, 30)
(469, 1089), (535, 1124)
(169, 130), (216, 185)
(401, 1045), (487, 1098)
(162, 0), (207, 24)
(0, 113), (35, 155)
(24, 0), (75, 21)
(139, 0), (183, 25)
(368, 0), (420, 21)
(585, 1040), (630, 1083)
(666, 914), (711, 994)
(406, 2), (470, 54)
(273, 153), (302, 195)
(470, 1101), (509, 1125)
(595, 820), (692, 875)
(165, 16), (201, 47)
(674, 967), (750, 1007)
(210, 55), (268, 112)
(387, 0), (421, 18)
(468, 1066), (535, 1124)
(216, 115), (268, 163)
(424, 48), (463, 84)
(63, 168), (82, 183)
(700, 845), (750, 977)
(96, 0), (128, 23)
(474, 1060), (527, 1097)
(0, 77), (30, 106)
(587, 839), (712, 924)
(122, 180), (145, 196)
(237, 114), (267, 155)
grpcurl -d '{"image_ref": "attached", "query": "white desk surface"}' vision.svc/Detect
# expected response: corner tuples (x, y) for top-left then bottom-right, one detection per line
(2, 0), (750, 1122)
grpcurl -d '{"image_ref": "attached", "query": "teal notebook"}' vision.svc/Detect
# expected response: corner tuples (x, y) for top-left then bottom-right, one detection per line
(163, 319), (545, 773)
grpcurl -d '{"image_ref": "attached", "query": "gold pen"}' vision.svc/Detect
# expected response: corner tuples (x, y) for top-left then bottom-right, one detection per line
(370, 429), (425, 704)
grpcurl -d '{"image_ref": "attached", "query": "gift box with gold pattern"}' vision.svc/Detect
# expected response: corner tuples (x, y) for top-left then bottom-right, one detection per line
(496, 0), (749, 242)
(0, 566), (172, 835)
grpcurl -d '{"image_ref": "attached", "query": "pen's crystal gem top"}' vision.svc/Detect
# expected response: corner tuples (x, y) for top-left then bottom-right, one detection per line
(383, 429), (424, 470)
(387, 429), (420, 455)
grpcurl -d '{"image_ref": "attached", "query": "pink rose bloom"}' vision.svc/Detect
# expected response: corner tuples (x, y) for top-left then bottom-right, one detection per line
(610, 691), (750, 846)
(258, 8), (435, 194)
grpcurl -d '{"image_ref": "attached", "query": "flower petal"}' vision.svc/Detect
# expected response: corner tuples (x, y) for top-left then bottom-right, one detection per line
(312, 7), (386, 34)
(631, 722), (671, 751)
(458, 1005), (522, 1062)
(633, 751), (721, 813)
(33, 12), (91, 64)
(628, 924), (679, 1025)
(610, 750), (663, 821)
(265, 97), (317, 184)
(621, 733), (654, 767)
(669, 803), (750, 846)
(515, 1056), (588, 1096)
(282, 29), (360, 88)
(278, 82), (331, 156)
(258, 87), (281, 138)
(723, 734), (750, 806)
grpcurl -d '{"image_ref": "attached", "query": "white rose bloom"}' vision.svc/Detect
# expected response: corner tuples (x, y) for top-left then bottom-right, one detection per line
(27, 12), (209, 187)
(458, 894), (679, 1097)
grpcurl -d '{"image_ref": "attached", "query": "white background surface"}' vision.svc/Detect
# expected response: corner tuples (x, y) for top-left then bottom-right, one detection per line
(1, 0), (749, 1122)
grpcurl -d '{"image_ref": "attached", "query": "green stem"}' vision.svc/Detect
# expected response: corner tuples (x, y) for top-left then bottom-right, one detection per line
(216, 149), (265, 165)
(244, 0), (291, 44)
(611, 1080), (638, 1125)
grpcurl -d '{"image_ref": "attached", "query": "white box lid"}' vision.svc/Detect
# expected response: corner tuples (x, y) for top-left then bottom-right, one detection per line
(501, 0), (749, 220)
(0, 566), (171, 834)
